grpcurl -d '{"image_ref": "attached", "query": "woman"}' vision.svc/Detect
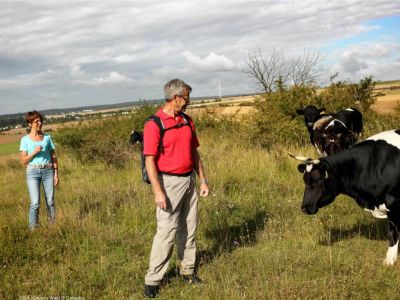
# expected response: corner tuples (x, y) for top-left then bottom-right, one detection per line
(19, 111), (59, 229)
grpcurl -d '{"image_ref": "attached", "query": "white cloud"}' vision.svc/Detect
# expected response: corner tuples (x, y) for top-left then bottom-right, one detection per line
(183, 51), (236, 72)
(70, 64), (85, 78)
(74, 72), (137, 87)
(0, 1), (400, 113)
(0, 69), (56, 88)
(330, 41), (400, 81)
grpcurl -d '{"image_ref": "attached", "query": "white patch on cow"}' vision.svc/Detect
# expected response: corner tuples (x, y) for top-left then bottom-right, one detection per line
(326, 119), (346, 129)
(384, 240), (399, 266)
(371, 207), (388, 219)
(306, 164), (313, 172)
(379, 204), (390, 212)
(345, 108), (354, 111)
(326, 120), (336, 128)
(365, 204), (389, 219)
(366, 130), (400, 150)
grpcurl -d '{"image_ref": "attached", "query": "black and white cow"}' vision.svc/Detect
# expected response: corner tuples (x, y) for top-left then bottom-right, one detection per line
(294, 129), (400, 265)
(129, 130), (143, 145)
(313, 115), (359, 156)
(296, 105), (325, 144)
(297, 106), (363, 156)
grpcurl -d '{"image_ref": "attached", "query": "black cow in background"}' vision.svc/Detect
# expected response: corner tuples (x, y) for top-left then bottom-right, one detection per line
(129, 130), (143, 145)
(296, 105), (325, 144)
(292, 129), (400, 266)
(297, 105), (363, 156)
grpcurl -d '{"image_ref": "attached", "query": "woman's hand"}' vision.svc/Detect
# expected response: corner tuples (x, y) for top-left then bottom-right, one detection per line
(33, 146), (42, 155)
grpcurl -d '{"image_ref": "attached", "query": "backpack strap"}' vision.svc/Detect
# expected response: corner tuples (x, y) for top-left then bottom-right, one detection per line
(146, 112), (193, 154)
(146, 115), (165, 153)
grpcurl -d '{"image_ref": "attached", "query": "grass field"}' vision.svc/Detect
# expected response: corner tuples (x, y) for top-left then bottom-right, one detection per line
(1, 112), (400, 299)
(0, 141), (19, 155)
(1, 81), (400, 299)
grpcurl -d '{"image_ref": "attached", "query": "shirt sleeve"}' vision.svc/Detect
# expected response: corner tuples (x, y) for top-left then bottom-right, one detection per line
(48, 135), (55, 151)
(189, 118), (200, 148)
(143, 120), (161, 156)
(19, 136), (28, 152)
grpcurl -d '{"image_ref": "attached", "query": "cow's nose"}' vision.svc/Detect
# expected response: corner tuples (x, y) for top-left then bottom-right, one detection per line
(301, 207), (308, 214)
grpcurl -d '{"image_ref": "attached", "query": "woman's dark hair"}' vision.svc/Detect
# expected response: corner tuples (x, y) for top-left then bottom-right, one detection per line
(25, 110), (43, 125)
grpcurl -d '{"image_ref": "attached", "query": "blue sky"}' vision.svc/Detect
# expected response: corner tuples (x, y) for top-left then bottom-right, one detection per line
(321, 15), (400, 72)
(0, 1), (399, 115)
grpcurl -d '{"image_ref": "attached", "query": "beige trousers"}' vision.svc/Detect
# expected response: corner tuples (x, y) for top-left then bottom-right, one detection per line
(144, 172), (198, 286)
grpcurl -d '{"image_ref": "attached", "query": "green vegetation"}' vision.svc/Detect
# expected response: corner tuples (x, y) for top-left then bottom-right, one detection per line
(1, 79), (400, 299)
(0, 141), (20, 155)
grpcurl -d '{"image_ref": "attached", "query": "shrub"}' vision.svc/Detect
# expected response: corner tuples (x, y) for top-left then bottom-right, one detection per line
(250, 77), (379, 148)
(54, 105), (158, 168)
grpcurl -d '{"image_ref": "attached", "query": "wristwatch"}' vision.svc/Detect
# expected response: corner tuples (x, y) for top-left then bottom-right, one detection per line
(201, 178), (209, 185)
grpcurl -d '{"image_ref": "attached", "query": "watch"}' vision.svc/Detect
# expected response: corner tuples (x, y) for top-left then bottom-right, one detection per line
(201, 178), (209, 184)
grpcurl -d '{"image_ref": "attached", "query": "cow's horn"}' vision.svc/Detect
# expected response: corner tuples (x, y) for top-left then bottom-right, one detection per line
(288, 153), (320, 164)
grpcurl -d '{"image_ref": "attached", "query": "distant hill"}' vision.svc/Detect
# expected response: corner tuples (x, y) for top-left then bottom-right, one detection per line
(0, 93), (259, 128)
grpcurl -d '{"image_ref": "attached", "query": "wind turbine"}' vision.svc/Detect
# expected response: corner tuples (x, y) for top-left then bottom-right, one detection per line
(216, 81), (224, 100)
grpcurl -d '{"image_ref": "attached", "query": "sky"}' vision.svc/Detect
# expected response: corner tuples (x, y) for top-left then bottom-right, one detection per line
(1, 0), (400, 115)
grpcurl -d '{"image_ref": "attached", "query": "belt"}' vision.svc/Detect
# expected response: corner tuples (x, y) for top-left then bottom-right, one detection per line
(159, 170), (193, 177)
(28, 163), (53, 169)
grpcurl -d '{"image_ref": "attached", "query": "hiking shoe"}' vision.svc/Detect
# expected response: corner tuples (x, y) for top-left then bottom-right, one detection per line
(144, 284), (159, 298)
(181, 274), (203, 285)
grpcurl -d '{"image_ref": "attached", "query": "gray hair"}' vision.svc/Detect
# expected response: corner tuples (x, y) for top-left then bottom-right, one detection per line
(164, 79), (192, 101)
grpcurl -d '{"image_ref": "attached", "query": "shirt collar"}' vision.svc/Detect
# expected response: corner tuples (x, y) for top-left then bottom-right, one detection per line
(158, 108), (183, 122)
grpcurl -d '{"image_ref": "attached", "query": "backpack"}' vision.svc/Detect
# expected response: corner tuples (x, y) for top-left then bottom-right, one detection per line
(139, 112), (193, 184)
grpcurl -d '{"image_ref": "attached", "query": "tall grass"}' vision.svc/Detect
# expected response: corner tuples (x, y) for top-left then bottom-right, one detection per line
(1, 103), (400, 299)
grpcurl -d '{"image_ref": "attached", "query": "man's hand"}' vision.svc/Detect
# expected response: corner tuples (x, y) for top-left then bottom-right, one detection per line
(200, 182), (209, 197)
(54, 173), (59, 187)
(154, 190), (167, 209)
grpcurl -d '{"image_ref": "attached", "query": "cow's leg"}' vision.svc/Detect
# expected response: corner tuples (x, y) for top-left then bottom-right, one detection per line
(384, 211), (400, 266)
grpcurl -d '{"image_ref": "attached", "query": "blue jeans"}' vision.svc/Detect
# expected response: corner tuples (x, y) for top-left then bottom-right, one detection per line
(26, 166), (55, 228)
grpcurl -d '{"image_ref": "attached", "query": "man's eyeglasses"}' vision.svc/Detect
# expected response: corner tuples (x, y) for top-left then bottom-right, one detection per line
(33, 120), (42, 124)
(177, 95), (189, 102)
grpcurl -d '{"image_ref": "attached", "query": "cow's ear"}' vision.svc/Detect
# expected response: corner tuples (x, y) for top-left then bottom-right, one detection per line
(318, 108), (325, 113)
(298, 163), (307, 173)
(296, 109), (304, 115)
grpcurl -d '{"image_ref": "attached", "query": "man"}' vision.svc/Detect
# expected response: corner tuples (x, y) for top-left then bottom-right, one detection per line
(143, 79), (209, 298)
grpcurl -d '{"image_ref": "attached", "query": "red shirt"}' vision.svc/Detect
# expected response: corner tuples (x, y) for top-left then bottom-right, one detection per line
(143, 109), (199, 174)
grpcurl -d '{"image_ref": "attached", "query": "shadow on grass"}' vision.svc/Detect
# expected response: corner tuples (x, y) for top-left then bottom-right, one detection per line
(162, 209), (268, 284)
(319, 218), (388, 246)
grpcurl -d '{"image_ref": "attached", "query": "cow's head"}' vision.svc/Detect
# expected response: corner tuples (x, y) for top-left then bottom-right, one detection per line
(314, 119), (355, 156)
(292, 155), (338, 214)
(129, 130), (143, 144)
(297, 105), (325, 131)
